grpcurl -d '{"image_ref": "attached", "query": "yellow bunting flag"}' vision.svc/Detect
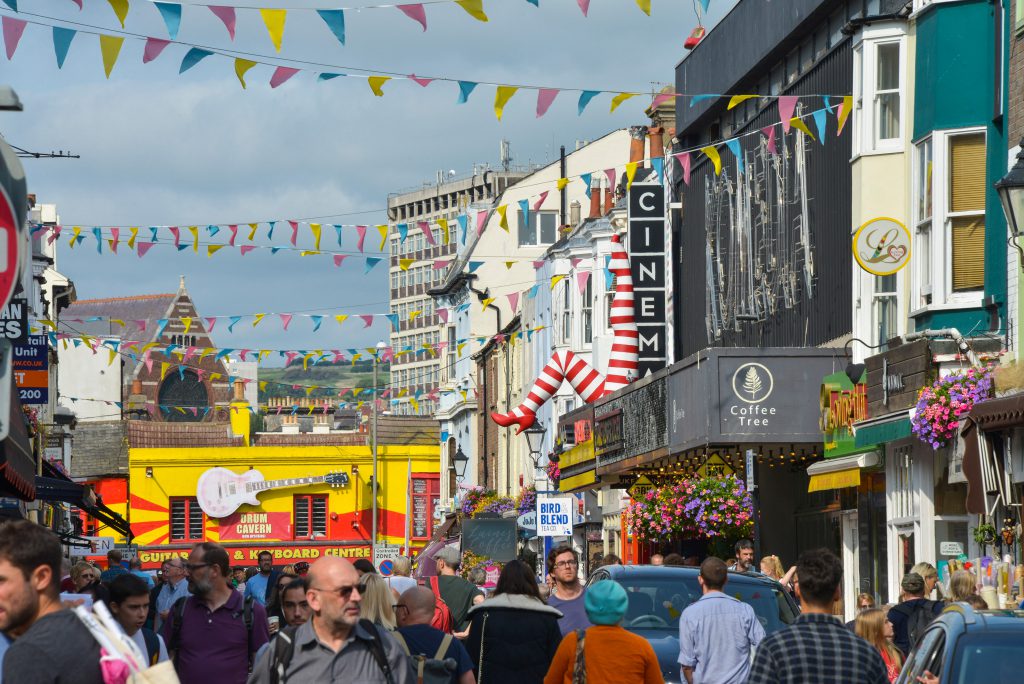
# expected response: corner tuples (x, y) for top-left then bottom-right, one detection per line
(258, 350), (271, 363)
(99, 35), (124, 79)
(248, 223), (258, 240)
(207, 245), (224, 257)
(128, 227), (138, 249)
(300, 250), (320, 256)
(636, 0), (651, 15)
(111, 319), (125, 328)
(481, 297), (496, 311)
(303, 353), (316, 370)
(701, 146), (722, 175)
(727, 94), (758, 110)
(610, 92), (637, 113)
(410, 310), (422, 321)
(350, 353), (362, 364)
(181, 317), (192, 334)
(505, 261), (515, 270)
(260, 9), (287, 52)
(455, 0), (488, 21)
(551, 274), (567, 289)
(259, 381), (268, 392)
(460, 390), (468, 402)
(305, 385), (317, 397)
(494, 86), (518, 120)
(496, 205), (509, 232)
(310, 223), (322, 250)
(235, 59), (257, 89)
(39, 320), (56, 330)
(557, 178), (570, 191)
(199, 348), (214, 360)
(409, 398), (420, 412)
(789, 117), (816, 140)
(438, 218), (450, 244)
(457, 342), (467, 357)
(399, 258), (415, 271)
(70, 226), (82, 248)
(188, 225), (199, 252)
(210, 373), (222, 382)
(368, 76), (391, 96)
(106, 0), (129, 27)
(252, 313), (265, 327)
(837, 95), (853, 135)
(160, 362), (169, 380)
(108, 349), (117, 366)
(625, 162), (639, 189)
(335, 314), (348, 327)
(377, 225), (388, 250)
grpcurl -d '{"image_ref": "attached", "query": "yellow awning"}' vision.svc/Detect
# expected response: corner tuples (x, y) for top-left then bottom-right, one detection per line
(807, 468), (861, 493)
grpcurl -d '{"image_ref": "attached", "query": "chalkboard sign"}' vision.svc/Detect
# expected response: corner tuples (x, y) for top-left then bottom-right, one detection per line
(461, 519), (517, 562)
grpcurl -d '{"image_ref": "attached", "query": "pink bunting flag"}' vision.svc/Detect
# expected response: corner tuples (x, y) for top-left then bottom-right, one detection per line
(397, 4), (427, 31)
(437, 307), (449, 323)
(270, 66), (299, 88)
(142, 37), (170, 64)
(137, 242), (155, 257)
(182, 346), (198, 364)
(332, 351), (345, 363)
(576, 270), (591, 295)
(333, 254), (347, 267)
(3, 17), (27, 60)
(143, 350), (154, 373)
(284, 351), (299, 366)
(536, 89), (559, 118)
(70, 0), (83, 7)
(239, 349), (251, 361)
(204, 317), (216, 331)
(495, 334), (506, 345)
(762, 126), (777, 154)
(168, 226), (180, 247)
(288, 220), (298, 246)
(672, 152), (692, 185)
(533, 260), (545, 268)
(432, 259), (451, 269)
(47, 225), (62, 245)
(240, 245), (256, 255)
(134, 320), (147, 331)
(419, 220), (436, 245)
(228, 224), (238, 246)
(356, 225), (367, 252)
(570, 257), (583, 268)
(476, 210), (488, 236)
(360, 315), (374, 328)
(577, 0), (591, 16)
(408, 74), (433, 87)
(778, 95), (798, 133)
(280, 314), (293, 330)
(195, 369), (206, 381)
(533, 191), (549, 211)
(110, 228), (120, 252)
(604, 168), (616, 189)
(209, 6), (237, 40)
(506, 292), (520, 312)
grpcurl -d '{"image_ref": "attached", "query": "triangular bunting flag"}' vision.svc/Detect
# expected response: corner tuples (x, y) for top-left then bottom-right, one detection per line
(99, 35), (124, 78)
(260, 9), (287, 52)
(142, 37), (170, 64)
(154, 2), (182, 40)
(494, 86), (518, 120)
(610, 92), (637, 113)
(455, 0), (488, 22)
(537, 88), (559, 118)
(317, 9), (345, 46)
(368, 76), (390, 96)
(397, 4), (427, 31)
(270, 67), (300, 88)
(180, 48), (214, 74)
(701, 146), (722, 175)
(778, 95), (798, 133)
(209, 6), (237, 40)
(2, 17), (26, 61)
(106, 0), (129, 28)
(52, 27), (76, 69)
(727, 94), (758, 110)
(234, 58), (257, 88)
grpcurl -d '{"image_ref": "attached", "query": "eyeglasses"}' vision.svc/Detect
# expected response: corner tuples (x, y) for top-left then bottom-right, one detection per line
(313, 582), (366, 600)
(185, 563), (211, 573)
(553, 560), (579, 569)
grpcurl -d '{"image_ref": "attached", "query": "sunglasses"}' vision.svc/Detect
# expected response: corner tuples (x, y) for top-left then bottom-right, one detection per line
(314, 582), (367, 600)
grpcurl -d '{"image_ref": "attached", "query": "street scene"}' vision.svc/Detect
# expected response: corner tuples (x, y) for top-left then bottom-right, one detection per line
(1, 0), (1024, 682)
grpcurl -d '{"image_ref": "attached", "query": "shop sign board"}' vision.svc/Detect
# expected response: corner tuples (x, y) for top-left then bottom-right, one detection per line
(594, 409), (623, 457)
(537, 496), (573, 537)
(70, 536), (115, 557)
(0, 298), (28, 344)
(628, 475), (655, 500)
(820, 370), (868, 458)
(136, 543), (371, 569)
(864, 340), (932, 415)
(13, 334), (47, 404)
(628, 182), (667, 377)
(218, 511), (293, 541)
(461, 518), (517, 561)
(939, 541), (964, 557)
(517, 510), (536, 532)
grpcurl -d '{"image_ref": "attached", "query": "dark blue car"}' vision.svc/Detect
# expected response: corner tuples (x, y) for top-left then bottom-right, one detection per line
(585, 564), (800, 683)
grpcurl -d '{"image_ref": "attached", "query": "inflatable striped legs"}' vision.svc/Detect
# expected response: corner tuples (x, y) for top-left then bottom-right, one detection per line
(603, 234), (639, 393)
(490, 350), (606, 435)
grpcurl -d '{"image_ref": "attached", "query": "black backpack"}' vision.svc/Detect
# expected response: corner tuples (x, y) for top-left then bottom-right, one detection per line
(392, 631), (458, 684)
(168, 595), (255, 664)
(894, 600), (940, 647)
(269, 619), (395, 684)
(140, 627), (161, 666)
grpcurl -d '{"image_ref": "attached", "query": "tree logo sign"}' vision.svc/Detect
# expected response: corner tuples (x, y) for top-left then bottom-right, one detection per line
(731, 362), (773, 403)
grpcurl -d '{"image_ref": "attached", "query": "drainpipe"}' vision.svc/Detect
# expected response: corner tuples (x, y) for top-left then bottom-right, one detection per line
(559, 146), (567, 227)
(904, 328), (979, 366)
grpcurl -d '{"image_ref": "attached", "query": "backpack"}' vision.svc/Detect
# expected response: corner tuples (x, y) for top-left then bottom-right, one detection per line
(392, 631), (458, 684)
(168, 594), (255, 663)
(269, 619), (396, 684)
(140, 627), (161, 666)
(421, 576), (454, 634)
(894, 600), (940, 647)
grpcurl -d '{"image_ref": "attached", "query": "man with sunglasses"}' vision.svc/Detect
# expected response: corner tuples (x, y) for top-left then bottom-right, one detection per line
(248, 556), (413, 683)
(164, 542), (270, 684)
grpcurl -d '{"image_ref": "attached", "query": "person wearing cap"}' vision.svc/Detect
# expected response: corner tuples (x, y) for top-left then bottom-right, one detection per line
(543, 580), (663, 684)
(887, 572), (942, 656)
(434, 547), (484, 633)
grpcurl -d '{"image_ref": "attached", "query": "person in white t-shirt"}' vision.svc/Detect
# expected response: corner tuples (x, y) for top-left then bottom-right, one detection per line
(108, 574), (169, 666)
(386, 556), (418, 599)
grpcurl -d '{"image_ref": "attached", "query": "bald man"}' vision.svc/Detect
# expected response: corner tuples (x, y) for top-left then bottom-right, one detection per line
(394, 587), (475, 684)
(247, 557), (413, 684)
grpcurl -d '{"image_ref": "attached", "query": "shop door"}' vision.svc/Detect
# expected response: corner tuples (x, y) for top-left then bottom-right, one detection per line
(841, 511), (859, 622)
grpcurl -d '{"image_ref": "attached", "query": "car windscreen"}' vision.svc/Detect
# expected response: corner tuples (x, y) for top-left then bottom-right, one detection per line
(607, 575), (797, 636)
(950, 632), (1024, 684)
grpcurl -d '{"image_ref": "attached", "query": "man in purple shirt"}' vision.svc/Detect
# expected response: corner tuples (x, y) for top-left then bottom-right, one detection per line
(164, 542), (270, 684)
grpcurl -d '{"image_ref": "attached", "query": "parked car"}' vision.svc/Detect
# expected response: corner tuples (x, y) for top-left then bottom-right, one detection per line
(896, 604), (1024, 683)
(585, 564), (800, 683)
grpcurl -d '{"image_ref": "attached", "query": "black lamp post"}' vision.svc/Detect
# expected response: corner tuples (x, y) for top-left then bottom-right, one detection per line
(452, 445), (469, 481)
(996, 140), (1024, 268)
(523, 425), (547, 467)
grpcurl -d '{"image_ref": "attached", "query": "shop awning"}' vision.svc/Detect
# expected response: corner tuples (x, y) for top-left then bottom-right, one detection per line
(967, 393), (1024, 430)
(0, 384), (36, 501)
(806, 451), (880, 492)
(34, 465), (133, 539)
(854, 414), (912, 447)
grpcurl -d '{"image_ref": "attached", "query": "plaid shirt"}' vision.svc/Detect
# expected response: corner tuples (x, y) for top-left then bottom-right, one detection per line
(747, 613), (889, 684)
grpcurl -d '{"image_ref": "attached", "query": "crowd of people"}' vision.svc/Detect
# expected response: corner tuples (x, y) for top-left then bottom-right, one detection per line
(0, 521), (984, 684)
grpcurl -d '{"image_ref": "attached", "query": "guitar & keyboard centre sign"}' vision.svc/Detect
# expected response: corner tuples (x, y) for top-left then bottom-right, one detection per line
(136, 543), (372, 569)
(218, 511), (292, 541)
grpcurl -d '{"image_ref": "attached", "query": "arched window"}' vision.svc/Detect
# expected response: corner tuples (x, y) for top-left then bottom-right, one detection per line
(158, 369), (208, 422)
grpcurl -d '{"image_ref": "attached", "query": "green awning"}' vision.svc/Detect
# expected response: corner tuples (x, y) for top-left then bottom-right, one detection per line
(855, 416), (911, 447)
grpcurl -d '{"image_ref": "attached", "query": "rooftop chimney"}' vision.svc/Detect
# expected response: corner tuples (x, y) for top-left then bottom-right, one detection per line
(648, 126), (665, 161)
(588, 178), (602, 218)
(604, 183), (614, 215)
(570, 200), (581, 226)
(628, 125), (649, 165)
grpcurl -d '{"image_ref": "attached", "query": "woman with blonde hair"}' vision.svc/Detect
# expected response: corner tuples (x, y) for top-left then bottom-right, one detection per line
(759, 554), (797, 589)
(947, 569), (977, 603)
(855, 607), (902, 683)
(359, 572), (397, 630)
(911, 561), (940, 598)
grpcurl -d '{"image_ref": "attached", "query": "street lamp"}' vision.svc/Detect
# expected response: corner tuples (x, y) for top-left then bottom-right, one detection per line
(523, 425), (546, 467)
(997, 140), (1024, 269)
(452, 445), (469, 481)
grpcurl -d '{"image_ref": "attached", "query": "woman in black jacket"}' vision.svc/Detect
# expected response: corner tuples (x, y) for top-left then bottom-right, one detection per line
(465, 559), (563, 684)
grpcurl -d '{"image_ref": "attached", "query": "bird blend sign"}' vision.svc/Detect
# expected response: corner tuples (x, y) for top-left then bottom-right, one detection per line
(628, 182), (667, 377)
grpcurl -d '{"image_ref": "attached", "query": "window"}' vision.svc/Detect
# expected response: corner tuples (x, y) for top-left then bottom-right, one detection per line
(561, 280), (572, 343)
(1018, 0), (1024, 33)
(169, 497), (204, 542)
(294, 494), (328, 539)
(581, 275), (593, 344)
(914, 138), (934, 306)
(875, 42), (900, 142)
(854, 33), (904, 155)
(873, 274), (898, 348)
(948, 133), (985, 291)
(411, 475), (440, 539)
(517, 211), (558, 246)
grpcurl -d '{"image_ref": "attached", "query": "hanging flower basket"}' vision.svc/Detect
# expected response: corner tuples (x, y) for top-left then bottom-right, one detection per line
(545, 460), (560, 485)
(911, 365), (994, 449)
(624, 476), (754, 542)
(516, 485), (537, 516)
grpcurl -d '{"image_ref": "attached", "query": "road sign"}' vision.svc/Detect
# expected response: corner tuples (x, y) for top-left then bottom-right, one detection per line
(373, 543), (400, 569)
(378, 559), (394, 576)
(13, 335), (47, 404)
(628, 475), (655, 500)
(537, 497), (573, 537)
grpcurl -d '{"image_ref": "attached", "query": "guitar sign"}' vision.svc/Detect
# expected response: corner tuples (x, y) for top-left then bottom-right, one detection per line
(196, 467), (349, 518)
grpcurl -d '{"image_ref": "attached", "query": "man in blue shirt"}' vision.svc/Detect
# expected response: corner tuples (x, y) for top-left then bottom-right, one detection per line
(678, 557), (764, 684)
(154, 557), (191, 632)
(243, 550), (278, 606)
(395, 586), (474, 684)
(128, 556), (155, 588)
(100, 549), (129, 583)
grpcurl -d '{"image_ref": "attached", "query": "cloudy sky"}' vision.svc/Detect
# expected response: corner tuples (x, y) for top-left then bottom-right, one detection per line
(2, 0), (733, 361)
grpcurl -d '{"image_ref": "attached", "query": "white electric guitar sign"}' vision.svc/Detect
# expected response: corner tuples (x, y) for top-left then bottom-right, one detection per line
(195, 467), (349, 518)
